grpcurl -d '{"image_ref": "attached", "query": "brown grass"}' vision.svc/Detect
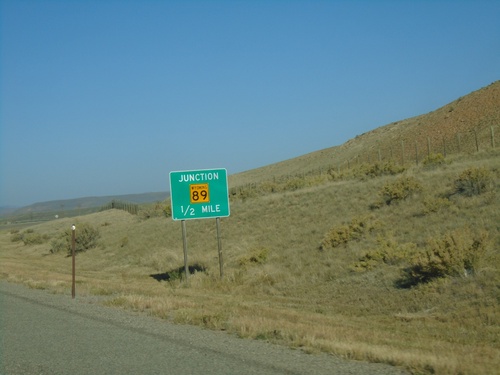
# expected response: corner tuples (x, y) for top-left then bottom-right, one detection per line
(2, 82), (500, 374)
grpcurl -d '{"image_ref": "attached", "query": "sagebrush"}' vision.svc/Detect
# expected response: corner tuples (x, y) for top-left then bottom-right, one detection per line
(454, 167), (494, 196)
(401, 228), (489, 286)
(50, 222), (100, 254)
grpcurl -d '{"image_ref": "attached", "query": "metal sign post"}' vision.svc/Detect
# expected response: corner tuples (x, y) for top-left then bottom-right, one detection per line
(71, 224), (76, 299)
(216, 217), (223, 278)
(181, 220), (189, 282)
(170, 168), (230, 280)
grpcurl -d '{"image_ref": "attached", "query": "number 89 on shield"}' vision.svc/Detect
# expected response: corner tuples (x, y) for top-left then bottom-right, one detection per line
(190, 183), (210, 204)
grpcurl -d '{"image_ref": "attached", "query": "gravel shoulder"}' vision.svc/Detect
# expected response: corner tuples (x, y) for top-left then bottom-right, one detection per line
(0, 281), (409, 375)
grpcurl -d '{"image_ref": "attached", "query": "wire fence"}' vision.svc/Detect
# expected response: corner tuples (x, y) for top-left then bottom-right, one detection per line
(230, 124), (498, 198)
(340, 124), (497, 171)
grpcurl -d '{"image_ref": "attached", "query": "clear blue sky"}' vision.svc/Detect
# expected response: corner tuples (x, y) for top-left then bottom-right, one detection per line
(1, 0), (499, 207)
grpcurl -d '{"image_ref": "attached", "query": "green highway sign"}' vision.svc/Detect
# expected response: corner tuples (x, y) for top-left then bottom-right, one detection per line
(169, 168), (230, 220)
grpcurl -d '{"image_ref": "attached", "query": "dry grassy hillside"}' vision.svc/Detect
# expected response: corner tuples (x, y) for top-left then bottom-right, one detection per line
(1, 81), (499, 375)
(230, 81), (500, 187)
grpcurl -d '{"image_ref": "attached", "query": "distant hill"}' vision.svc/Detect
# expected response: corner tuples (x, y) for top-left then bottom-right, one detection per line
(4, 81), (499, 220)
(0, 207), (18, 216)
(230, 80), (500, 187)
(3, 192), (169, 218)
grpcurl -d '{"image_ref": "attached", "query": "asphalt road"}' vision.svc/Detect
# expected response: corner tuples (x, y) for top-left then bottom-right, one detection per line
(0, 281), (409, 375)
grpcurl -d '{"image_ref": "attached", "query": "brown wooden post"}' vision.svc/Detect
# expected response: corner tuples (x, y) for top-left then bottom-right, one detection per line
(71, 225), (76, 299)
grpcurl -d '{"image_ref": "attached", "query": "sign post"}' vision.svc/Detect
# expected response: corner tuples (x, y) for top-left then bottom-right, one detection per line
(216, 217), (223, 278)
(170, 168), (230, 281)
(181, 220), (189, 282)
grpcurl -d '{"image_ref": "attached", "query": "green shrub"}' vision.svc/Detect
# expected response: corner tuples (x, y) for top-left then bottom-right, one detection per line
(454, 167), (494, 196)
(284, 177), (307, 191)
(71, 223), (100, 254)
(10, 231), (24, 242)
(326, 167), (344, 180)
(260, 180), (280, 193)
(50, 222), (100, 255)
(230, 174), (330, 201)
(239, 247), (269, 266)
(230, 186), (258, 201)
(358, 161), (406, 178)
(422, 153), (447, 169)
(139, 201), (170, 219)
(400, 228), (489, 286)
(321, 223), (352, 249)
(320, 216), (376, 250)
(22, 232), (49, 245)
(119, 236), (129, 248)
(163, 203), (172, 217)
(422, 196), (453, 214)
(10, 229), (48, 245)
(377, 176), (423, 206)
(352, 237), (417, 272)
(49, 238), (67, 254)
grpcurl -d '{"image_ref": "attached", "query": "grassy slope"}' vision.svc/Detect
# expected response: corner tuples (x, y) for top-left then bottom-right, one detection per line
(229, 80), (500, 188)
(1, 82), (499, 375)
